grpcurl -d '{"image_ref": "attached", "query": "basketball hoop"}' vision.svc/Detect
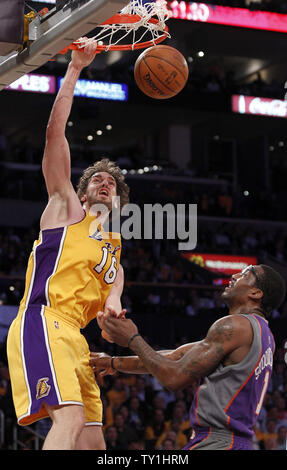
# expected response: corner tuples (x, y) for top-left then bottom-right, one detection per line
(58, 0), (171, 55)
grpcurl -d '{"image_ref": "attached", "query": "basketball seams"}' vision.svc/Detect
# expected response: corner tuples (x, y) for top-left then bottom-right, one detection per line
(136, 60), (147, 92)
(144, 55), (188, 80)
(134, 45), (189, 99)
(142, 57), (177, 95)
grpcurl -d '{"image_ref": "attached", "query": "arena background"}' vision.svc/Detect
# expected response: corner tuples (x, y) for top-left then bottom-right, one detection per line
(0, 0), (287, 450)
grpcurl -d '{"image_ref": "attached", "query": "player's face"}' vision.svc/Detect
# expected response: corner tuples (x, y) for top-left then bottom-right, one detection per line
(84, 171), (117, 209)
(222, 265), (261, 304)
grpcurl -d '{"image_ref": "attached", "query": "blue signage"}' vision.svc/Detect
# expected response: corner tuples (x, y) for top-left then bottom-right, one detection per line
(58, 78), (128, 101)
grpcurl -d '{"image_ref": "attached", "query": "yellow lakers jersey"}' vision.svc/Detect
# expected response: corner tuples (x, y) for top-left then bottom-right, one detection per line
(19, 212), (121, 328)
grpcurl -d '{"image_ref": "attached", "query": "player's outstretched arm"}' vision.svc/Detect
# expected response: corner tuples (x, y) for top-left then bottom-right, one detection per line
(90, 342), (197, 376)
(42, 40), (98, 198)
(99, 314), (252, 390)
(40, 41), (98, 229)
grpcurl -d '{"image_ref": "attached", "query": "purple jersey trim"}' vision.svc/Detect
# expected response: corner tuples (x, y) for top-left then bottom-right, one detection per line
(21, 304), (61, 416)
(28, 228), (66, 306)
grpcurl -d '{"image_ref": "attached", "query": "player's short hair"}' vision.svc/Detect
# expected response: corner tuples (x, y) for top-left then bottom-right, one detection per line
(256, 265), (286, 318)
(76, 158), (129, 209)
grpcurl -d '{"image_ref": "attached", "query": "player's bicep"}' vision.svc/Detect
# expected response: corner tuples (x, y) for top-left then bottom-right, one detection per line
(176, 317), (237, 380)
(42, 133), (71, 197)
(163, 342), (198, 361)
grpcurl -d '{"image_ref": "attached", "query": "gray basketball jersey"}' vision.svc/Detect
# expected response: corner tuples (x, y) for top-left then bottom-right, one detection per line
(189, 314), (275, 438)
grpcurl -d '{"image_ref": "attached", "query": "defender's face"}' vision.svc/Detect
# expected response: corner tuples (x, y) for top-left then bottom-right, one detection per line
(222, 265), (261, 304)
(84, 171), (117, 209)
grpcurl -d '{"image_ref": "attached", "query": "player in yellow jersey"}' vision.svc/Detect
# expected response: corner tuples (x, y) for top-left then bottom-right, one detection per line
(6, 40), (129, 450)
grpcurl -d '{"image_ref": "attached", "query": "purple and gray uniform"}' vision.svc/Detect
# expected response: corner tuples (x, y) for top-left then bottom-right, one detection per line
(183, 314), (275, 450)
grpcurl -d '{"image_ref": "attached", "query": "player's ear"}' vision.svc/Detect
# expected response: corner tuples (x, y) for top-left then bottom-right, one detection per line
(249, 287), (263, 301)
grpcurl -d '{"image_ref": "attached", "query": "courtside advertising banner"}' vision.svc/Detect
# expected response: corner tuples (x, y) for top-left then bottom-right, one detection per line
(232, 95), (287, 119)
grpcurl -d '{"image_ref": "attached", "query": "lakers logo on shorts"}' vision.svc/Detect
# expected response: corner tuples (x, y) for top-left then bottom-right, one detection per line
(36, 377), (51, 400)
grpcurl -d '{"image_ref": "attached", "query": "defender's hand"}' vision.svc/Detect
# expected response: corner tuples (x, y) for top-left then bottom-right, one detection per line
(90, 352), (116, 376)
(97, 307), (127, 344)
(99, 315), (138, 348)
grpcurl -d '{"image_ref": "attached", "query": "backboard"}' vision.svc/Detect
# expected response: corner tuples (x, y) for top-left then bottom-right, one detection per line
(0, 0), (128, 91)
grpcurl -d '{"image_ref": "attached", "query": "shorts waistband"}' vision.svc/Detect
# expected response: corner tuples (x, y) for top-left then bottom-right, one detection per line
(44, 306), (81, 329)
(20, 304), (81, 329)
(192, 427), (251, 440)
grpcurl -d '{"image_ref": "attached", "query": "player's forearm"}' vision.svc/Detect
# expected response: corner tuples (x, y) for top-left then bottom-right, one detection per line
(112, 355), (149, 374)
(112, 345), (195, 375)
(128, 336), (192, 391)
(104, 265), (124, 314)
(46, 62), (82, 135)
(104, 294), (122, 315)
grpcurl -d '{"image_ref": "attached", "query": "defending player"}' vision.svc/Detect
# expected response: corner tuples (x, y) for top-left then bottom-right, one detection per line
(7, 40), (129, 450)
(91, 264), (286, 450)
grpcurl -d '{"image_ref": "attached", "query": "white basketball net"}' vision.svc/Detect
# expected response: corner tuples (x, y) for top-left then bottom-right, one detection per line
(76, 0), (172, 51)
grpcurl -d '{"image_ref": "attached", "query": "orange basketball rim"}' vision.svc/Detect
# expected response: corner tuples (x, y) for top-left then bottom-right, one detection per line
(58, 0), (171, 55)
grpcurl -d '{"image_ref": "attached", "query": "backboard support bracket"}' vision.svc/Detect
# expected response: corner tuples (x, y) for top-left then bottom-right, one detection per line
(0, 0), (128, 91)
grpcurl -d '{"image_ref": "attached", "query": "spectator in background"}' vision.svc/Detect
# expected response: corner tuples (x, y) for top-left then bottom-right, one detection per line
(105, 425), (123, 450)
(161, 438), (176, 450)
(126, 396), (146, 435)
(272, 363), (285, 392)
(156, 429), (184, 450)
(127, 439), (145, 450)
(274, 395), (287, 419)
(165, 401), (190, 434)
(113, 412), (138, 448)
(117, 405), (131, 431)
(106, 377), (128, 409)
(155, 421), (188, 449)
(264, 436), (278, 450)
(255, 418), (278, 449)
(275, 425), (287, 450)
(135, 376), (149, 402)
(144, 408), (168, 449)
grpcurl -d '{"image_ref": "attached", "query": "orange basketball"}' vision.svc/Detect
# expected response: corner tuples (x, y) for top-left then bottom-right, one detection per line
(134, 45), (189, 99)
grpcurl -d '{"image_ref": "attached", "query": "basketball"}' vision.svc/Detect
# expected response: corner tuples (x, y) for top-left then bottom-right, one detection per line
(134, 45), (189, 100)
